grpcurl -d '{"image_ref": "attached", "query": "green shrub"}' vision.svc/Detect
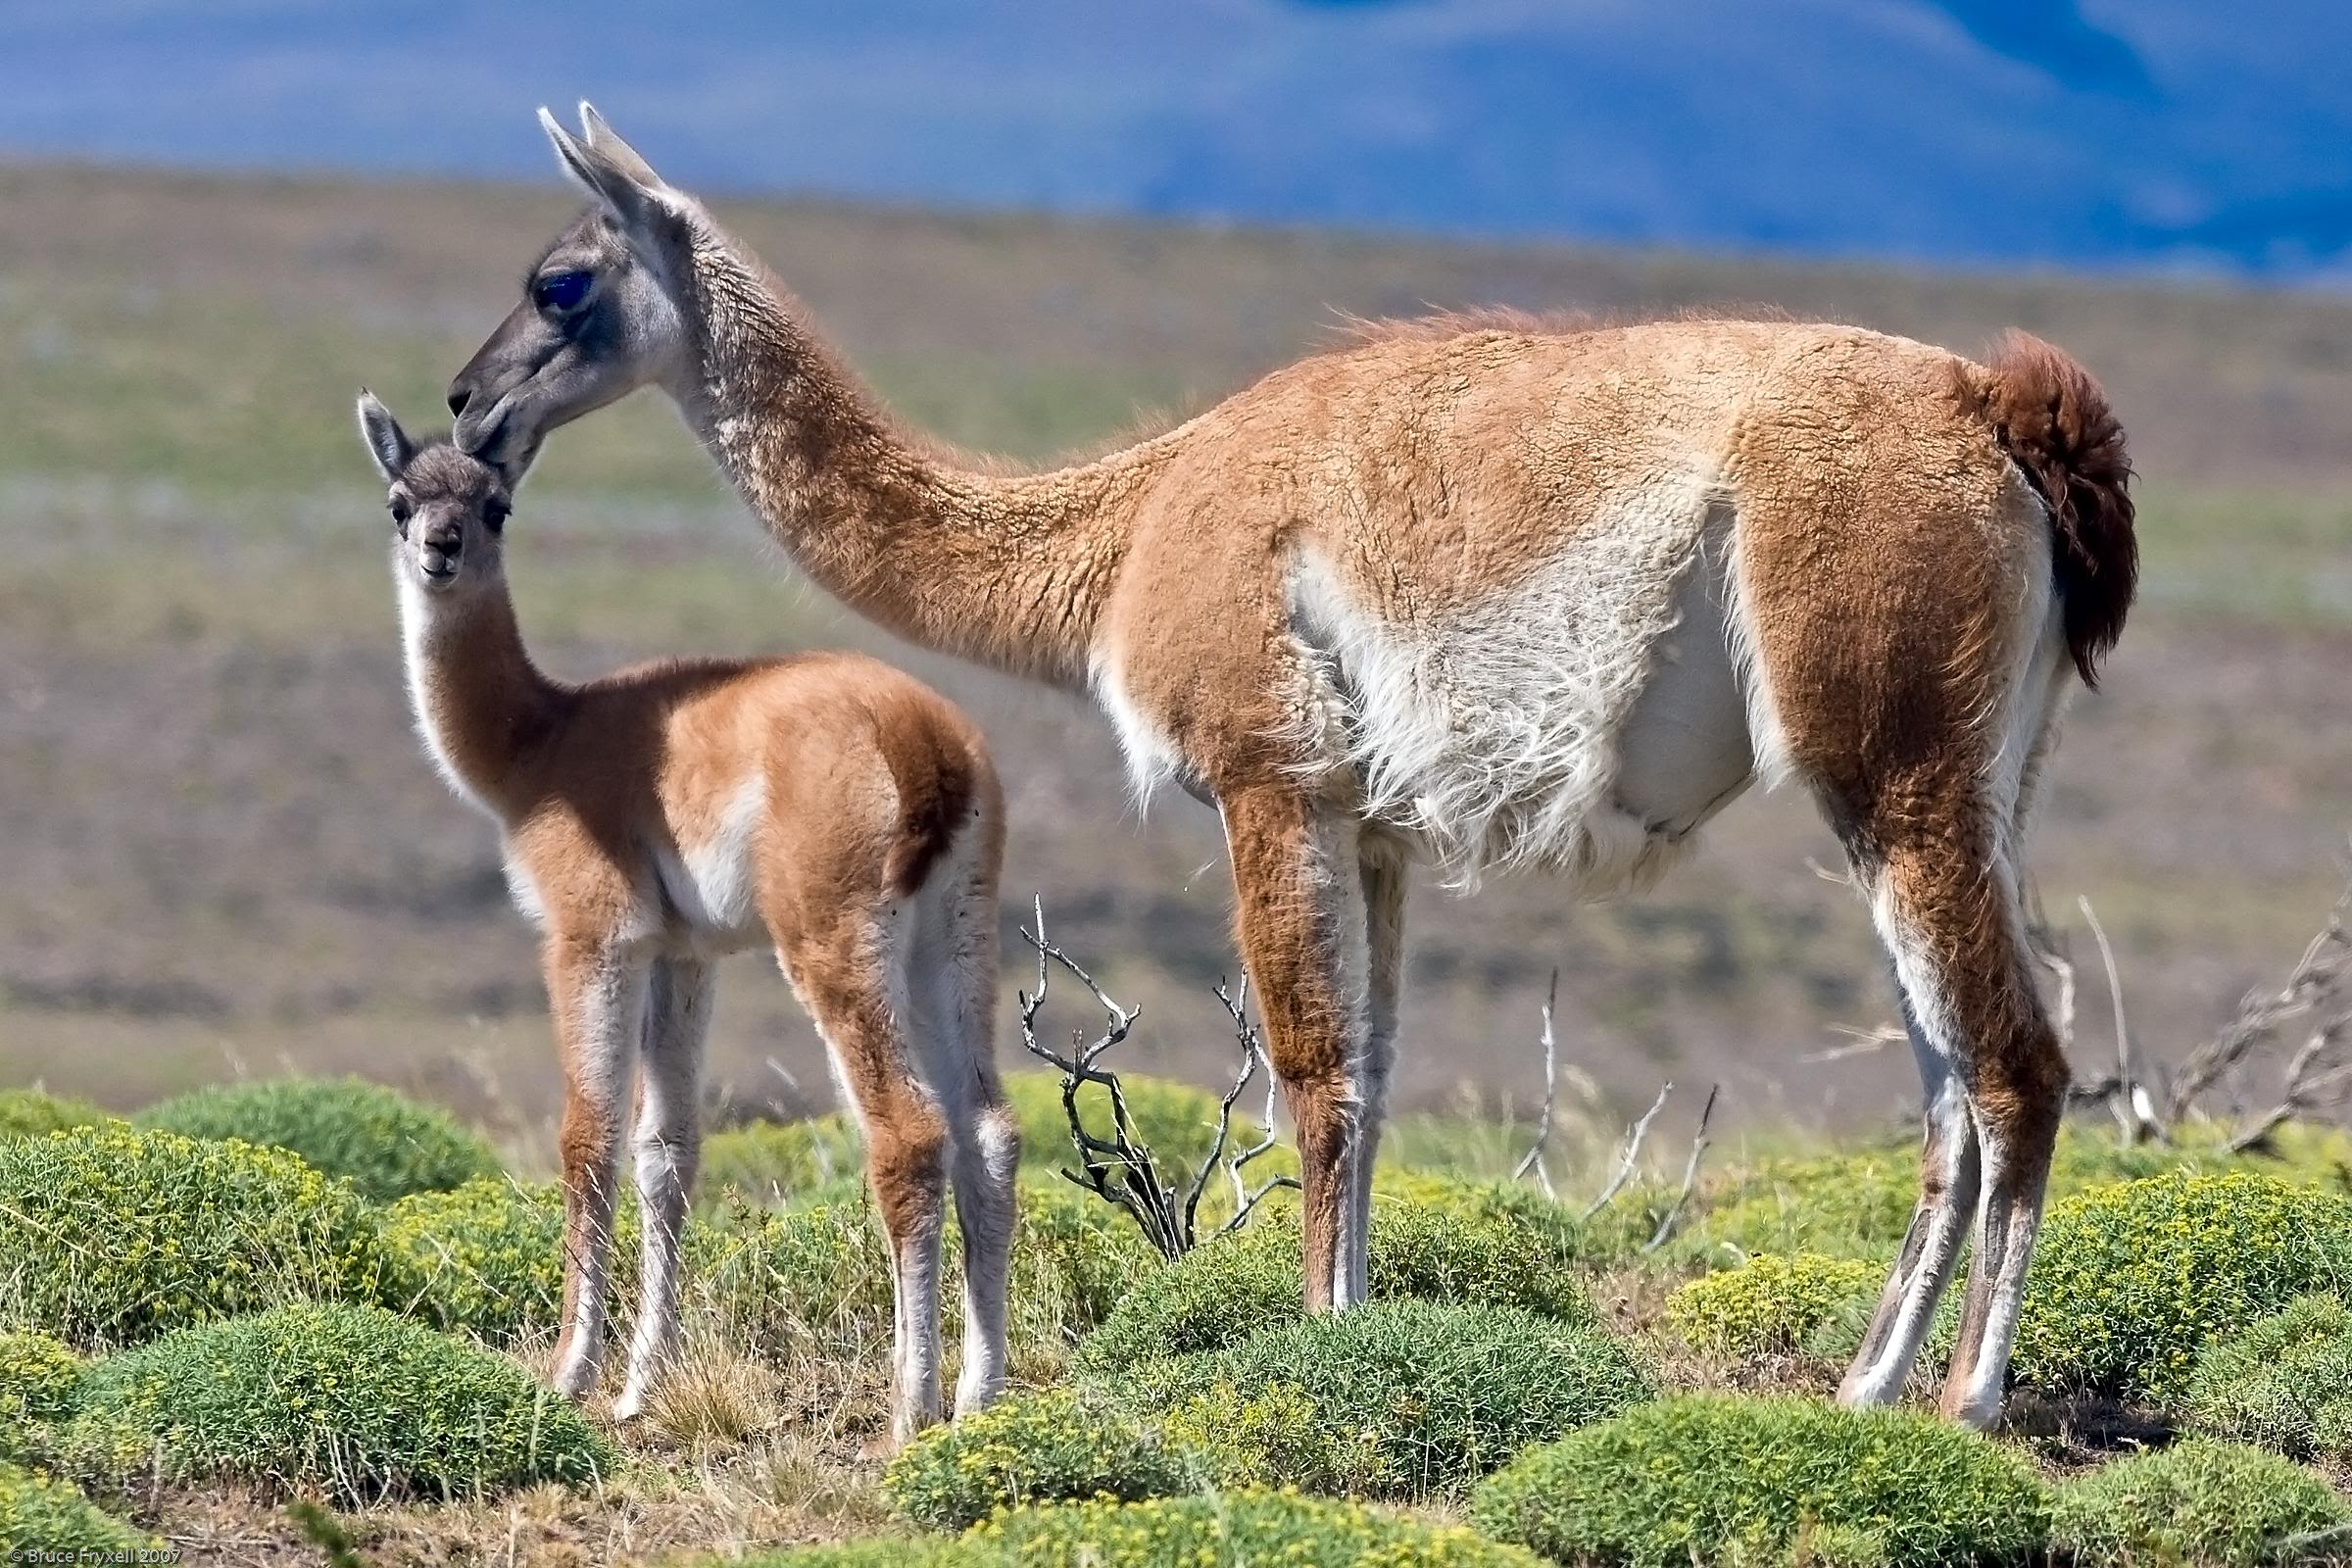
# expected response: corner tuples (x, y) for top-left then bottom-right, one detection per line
(2183, 1293), (2352, 1460)
(1134, 1299), (1650, 1499)
(693, 1200), (895, 1354)
(381, 1177), (618, 1343)
(2050, 1440), (2351, 1567)
(751, 1494), (1548, 1567)
(0, 1088), (109, 1141)
(1686, 1149), (1920, 1262)
(138, 1076), (501, 1203)
(2012, 1172), (2352, 1402)
(1078, 1195), (1590, 1373)
(1001, 1179), (1165, 1354)
(0, 1461), (151, 1554)
(702, 1115), (866, 1202)
(1667, 1253), (1882, 1357)
(0, 1330), (80, 1428)
(63, 1301), (614, 1502)
(1472, 1395), (2050, 1567)
(883, 1387), (1198, 1531)
(0, 1126), (397, 1348)
(975, 1491), (1547, 1567)
(737, 1541), (967, 1568)
(0, 1331), (81, 1463)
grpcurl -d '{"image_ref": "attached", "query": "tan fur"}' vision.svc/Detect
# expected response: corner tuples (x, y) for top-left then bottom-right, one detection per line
(359, 398), (1014, 1444)
(446, 111), (2140, 1426)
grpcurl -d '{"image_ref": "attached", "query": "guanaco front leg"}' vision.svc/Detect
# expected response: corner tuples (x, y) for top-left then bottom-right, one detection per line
(613, 955), (713, 1423)
(1221, 786), (1371, 1313)
(546, 937), (648, 1402)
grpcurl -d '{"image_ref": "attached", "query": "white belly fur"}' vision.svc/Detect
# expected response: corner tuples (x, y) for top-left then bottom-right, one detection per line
(1287, 489), (1755, 892)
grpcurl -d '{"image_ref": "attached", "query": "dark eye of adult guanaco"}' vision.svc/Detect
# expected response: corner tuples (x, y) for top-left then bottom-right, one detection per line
(532, 270), (592, 313)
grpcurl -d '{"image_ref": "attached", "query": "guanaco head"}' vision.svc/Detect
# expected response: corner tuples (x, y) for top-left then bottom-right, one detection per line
(446, 103), (698, 470)
(357, 391), (529, 595)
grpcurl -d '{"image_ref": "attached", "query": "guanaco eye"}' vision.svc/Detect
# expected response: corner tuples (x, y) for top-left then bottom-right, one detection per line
(387, 496), (413, 537)
(531, 270), (593, 313)
(481, 497), (511, 533)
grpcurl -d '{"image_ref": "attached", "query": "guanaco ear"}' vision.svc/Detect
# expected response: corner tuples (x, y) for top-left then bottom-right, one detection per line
(355, 389), (415, 482)
(540, 103), (675, 234)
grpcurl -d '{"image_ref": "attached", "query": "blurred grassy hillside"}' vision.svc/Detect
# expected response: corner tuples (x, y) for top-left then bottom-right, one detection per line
(0, 161), (2346, 1141)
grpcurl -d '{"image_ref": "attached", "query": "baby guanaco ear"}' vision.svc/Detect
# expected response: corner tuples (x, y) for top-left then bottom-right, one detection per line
(356, 389), (416, 482)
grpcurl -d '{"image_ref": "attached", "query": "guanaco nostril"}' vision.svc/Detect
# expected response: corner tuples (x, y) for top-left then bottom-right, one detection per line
(447, 384), (472, 418)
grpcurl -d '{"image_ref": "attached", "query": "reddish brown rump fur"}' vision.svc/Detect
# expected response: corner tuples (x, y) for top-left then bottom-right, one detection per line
(1958, 330), (2137, 686)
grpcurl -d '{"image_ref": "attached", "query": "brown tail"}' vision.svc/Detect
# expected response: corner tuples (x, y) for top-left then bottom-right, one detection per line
(1958, 331), (2137, 687)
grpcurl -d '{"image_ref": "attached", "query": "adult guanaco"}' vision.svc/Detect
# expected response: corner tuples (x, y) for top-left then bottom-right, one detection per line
(356, 393), (1016, 1443)
(445, 107), (2135, 1429)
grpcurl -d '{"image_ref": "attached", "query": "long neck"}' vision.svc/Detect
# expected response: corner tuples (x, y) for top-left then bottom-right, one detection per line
(668, 228), (1158, 688)
(396, 569), (562, 821)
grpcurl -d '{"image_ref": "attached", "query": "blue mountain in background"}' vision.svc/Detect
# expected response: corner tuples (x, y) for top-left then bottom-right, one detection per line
(5, 1), (2348, 274)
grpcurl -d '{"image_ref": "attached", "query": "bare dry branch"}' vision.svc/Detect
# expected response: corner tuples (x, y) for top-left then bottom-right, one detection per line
(1583, 1081), (1671, 1221)
(1804, 1022), (1905, 1065)
(1017, 898), (1293, 1259)
(1205, 976), (1300, 1239)
(1511, 970), (1561, 1198)
(1642, 1083), (1721, 1253)
(2078, 896), (2165, 1144)
(2168, 863), (2352, 1124)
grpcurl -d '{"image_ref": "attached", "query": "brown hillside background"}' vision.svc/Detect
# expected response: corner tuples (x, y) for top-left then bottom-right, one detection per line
(2, 162), (2347, 1150)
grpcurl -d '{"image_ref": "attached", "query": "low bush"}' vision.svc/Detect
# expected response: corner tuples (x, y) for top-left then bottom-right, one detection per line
(1471, 1394), (2050, 1567)
(1000, 1179), (1164, 1354)
(0, 1330), (81, 1428)
(1136, 1298), (1650, 1499)
(2011, 1172), (2352, 1402)
(693, 1200), (895, 1354)
(1684, 1148), (1920, 1262)
(1667, 1253), (1881, 1357)
(975, 1491), (1549, 1567)
(63, 1302), (615, 1502)
(883, 1388), (1197, 1531)
(0, 1088), (109, 1141)
(702, 1115), (866, 1202)
(381, 1177), (621, 1344)
(0, 1126), (397, 1348)
(138, 1076), (500, 1203)
(2182, 1293), (2352, 1460)
(1078, 1195), (1590, 1373)
(0, 1331), (81, 1462)
(2049, 1440), (2351, 1568)
(0, 1461), (151, 1555)
(749, 1494), (1547, 1567)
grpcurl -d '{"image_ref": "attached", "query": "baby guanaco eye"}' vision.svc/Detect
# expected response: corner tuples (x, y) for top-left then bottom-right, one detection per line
(482, 497), (511, 533)
(531, 270), (593, 313)
(388, 495), (413, 537)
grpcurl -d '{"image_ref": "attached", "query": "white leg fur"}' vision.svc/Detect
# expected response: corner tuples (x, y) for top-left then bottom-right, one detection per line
(551, 949), (650, 1401)
(1341, 849), (1407, 1308)
(614, 956), (712, 1423)
(1838, 986), (1978, 1407)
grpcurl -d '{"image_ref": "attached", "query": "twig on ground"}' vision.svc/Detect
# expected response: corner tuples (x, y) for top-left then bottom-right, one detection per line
(1642, 1083), (1721, 1253)
(1582, 1081), (1672, 1221)
(1511, 970), (1562, 1198)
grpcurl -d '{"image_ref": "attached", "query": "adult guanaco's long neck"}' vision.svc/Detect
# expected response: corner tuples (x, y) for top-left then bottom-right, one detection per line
(672, 232), (1159, 689)
(396, 569), (563, 822)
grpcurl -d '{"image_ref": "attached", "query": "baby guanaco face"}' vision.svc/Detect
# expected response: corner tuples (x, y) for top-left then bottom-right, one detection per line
(356, 391), (526, 593)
